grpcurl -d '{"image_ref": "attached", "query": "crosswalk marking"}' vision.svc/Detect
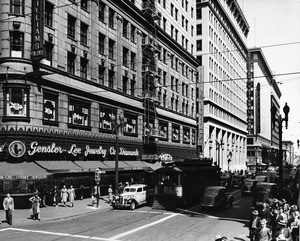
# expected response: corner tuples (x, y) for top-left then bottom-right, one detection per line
(0, 228), (122, 241)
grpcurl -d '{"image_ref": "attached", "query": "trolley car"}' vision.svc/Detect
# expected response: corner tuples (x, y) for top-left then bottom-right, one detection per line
(152, 158), (221, 210)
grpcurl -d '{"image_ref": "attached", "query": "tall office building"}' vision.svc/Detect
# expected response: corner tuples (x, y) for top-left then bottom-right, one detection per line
(247, 48), (281, 168)
(195, 0), (249, 171)
(0, 0), (200, 198)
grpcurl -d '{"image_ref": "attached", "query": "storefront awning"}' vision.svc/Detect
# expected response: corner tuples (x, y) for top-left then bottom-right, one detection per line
(35, 161), (82, 173)
(102, 161), (132, 171)
(123, 161), (153, 171)
(74, 161), (109, 172)
(0, 162), (51, 179)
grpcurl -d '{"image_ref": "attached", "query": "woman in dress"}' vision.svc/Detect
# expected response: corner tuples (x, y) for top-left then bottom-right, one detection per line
(29, 192), (41, 220)
(61, 185), (68, 207)
(68, 185), (76, 207)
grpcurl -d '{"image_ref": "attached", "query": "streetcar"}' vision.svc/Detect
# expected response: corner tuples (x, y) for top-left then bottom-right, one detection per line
(152, 158), (221, 210)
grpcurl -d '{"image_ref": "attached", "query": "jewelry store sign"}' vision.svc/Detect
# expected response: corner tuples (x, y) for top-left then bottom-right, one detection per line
(27, 141), (139, 158)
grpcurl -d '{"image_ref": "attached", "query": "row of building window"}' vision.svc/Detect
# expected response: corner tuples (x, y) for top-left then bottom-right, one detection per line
(3, 85), (196, 144)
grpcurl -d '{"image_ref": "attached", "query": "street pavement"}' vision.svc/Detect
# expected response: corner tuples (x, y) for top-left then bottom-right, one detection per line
(0, 196), (112, 227)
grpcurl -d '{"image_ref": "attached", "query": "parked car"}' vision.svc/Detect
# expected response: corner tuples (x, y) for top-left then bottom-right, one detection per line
(201, 186), (234, 209)
(252, 182), (278, 208)
(112, 184), (154, 210)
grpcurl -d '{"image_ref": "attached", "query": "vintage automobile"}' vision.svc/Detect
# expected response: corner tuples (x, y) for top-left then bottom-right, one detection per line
(200, 186), (234, 209)
(241, 176), (268, 195)
(252, 182), (278, 208)
(111, 184), (154, 210)
(241, 178), (257, 195)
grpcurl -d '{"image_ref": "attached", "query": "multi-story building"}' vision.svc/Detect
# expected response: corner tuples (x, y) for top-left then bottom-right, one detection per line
(246, 48), (281, 168)
(0, 0), (200, 200)
(195, 0), (249, 171)
(282, 140), (294, 166)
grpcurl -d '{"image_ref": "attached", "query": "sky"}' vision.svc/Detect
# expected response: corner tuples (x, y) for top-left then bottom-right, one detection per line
(237, 0), (300, 154)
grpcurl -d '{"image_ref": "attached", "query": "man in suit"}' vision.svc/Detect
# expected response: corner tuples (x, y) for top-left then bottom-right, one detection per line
(2, 193), (14, 225)
(249, 210), (261, 241)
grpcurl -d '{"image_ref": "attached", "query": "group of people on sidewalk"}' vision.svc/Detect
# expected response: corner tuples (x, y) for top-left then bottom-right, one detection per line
(249, 199), (300, 241)
(52, 185), (76, 207)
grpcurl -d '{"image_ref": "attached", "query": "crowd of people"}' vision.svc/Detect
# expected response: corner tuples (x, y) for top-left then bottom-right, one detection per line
(249, 198), (300, 241)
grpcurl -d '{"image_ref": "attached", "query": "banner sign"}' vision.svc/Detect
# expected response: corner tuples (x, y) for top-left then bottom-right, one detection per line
(31, 0), (45, 60)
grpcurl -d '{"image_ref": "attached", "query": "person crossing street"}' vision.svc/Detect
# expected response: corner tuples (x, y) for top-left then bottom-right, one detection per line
(3, 193), (14, 225)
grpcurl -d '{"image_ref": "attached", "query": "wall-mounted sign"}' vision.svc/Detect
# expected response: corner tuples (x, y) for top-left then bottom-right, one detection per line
(159, 153), (173, 162)
(8, 141), (26, 158)
(27, 141), (139, 158)
(31, 0), (45, 60)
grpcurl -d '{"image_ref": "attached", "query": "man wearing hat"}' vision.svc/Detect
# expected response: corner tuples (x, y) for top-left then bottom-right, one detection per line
(274, 220), (292, 241)
(254, 219), (272, 241)
(250, 210), (261, 241)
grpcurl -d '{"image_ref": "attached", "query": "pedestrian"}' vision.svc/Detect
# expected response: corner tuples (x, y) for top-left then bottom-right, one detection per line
(61, 185), (68, 207)
(254, 219), (272, 241)
(29, 192), (41, 220)
(130, 177), (136, 185)
(260, 203), (270, 223)
(80, 184), (84, 200)
(108, 185), (113, 203)
(117, 182), (124, 194)
(2, 193), (14, 225)
(249, 210), (261, 241)
(94, 183), (100, 208)
(53, 185), (60, 207)
(274, 220), (292, 241)
(288, 211), (300, 241)
(68, 185), (76, 207)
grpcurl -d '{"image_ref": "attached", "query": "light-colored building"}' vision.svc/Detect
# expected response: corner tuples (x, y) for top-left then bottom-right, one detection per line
(0, 0), (200, 198)
(246, 48), (281, 168)
(195, 0), (249, 171)
(283, 140), (294, 166)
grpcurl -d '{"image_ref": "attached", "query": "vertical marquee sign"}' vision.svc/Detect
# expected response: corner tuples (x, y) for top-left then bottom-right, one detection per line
(31, 0), (45, 60)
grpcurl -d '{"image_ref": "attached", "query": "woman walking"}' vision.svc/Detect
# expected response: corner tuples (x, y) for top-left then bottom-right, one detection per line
(29, 192), (41, 220)
(61, 185), (68, 207)
(68, 185), (76, 207)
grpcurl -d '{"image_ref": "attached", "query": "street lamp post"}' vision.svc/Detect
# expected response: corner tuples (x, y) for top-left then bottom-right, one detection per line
(110, 110), (125, 195)
(271, 102), (290, 195)
(216, 138), (224, 168)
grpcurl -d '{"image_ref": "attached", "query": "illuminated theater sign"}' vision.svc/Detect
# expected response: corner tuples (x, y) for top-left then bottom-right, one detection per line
(31, 0), (44, 60)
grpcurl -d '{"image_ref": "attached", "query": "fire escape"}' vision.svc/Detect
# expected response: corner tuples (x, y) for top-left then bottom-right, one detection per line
(141, 0), (161, 153)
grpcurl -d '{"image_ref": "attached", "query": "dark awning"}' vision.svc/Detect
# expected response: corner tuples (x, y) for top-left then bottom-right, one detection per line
(102, 161), (132, 170)
(0, 162), (50, 179)
(123, 161), (153, 171)
(35, 160), (82, 173)
(74, 161), (109, 172)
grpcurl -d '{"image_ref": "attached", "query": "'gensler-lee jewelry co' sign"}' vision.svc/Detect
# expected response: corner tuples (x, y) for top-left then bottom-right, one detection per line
(27, 141), (139, 158)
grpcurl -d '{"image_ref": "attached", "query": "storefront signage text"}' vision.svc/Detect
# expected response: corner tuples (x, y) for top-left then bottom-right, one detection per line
(28, 142), (139, 157)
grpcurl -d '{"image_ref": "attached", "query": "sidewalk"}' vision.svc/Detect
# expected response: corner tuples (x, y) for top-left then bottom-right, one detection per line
(1, 196), (112, 226)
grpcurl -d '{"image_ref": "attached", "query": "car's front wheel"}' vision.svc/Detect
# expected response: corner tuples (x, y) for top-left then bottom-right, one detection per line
(130, 201), (136, 210)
